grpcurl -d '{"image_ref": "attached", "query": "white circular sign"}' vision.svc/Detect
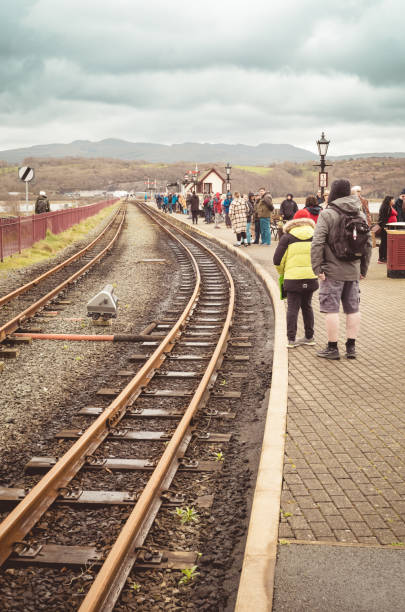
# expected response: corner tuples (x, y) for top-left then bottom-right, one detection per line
(18, 166), (35, 182)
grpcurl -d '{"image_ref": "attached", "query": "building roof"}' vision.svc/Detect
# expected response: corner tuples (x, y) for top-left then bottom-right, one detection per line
(197, 167), (225, 183)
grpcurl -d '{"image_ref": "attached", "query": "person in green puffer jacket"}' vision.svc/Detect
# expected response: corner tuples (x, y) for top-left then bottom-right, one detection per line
(273, 212), (319, 348)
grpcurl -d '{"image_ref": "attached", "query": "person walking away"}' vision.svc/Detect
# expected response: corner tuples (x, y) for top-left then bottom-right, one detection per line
(222, 192), (232, 228)
(229, 191), (248, 246)
(172, 193), (178, 212)
(253, 194), (261, 243)
(299, 195), (322, 223)
(35, 191), (50, 214)
(156, 193), (163, 210)
(178, 193), (186, 214)
(190, 191), (200, 224)
(273, 212), (319, 348)
(163, 194), (169, 213)
(257, 188), (274, 245)
(168, 193), (173, 214)
(246, 192), (255, 244)
(316, 190), (324, 206)
(377, 195), (397, 263)
(213, 192), (222, 228)
(280, 194), (298, 221)
(311, 178), (372, 360)
(394, 189), (405, 222)
(203, 195), (210, 223)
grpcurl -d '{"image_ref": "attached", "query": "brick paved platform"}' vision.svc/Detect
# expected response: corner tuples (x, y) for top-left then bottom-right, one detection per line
(156, 209), (405, 606)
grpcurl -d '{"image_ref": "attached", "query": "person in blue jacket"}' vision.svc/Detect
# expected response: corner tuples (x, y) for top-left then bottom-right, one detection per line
(222, 192), (233, 227)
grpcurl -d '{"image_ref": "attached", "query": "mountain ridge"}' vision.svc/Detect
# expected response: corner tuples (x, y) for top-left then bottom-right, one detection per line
(1, 139), (405, 165)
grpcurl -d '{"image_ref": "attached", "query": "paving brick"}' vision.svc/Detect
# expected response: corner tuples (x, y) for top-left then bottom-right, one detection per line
(278, 523), (294, 539)
(288, 516), (310, 530)
(340, 508), (363, 522)
(317, 502), (340, 516)
(347, 522), (374, 537)
(357, 537), (379, 544)
(311, 522), (334, 537)
(309, 489), (331, 503)
(373, 529), (397, 545)
(302, 508), (324, 522)
(325, 515), (349, 530)
(334, 530), (358, 543)
(363, 514), (388, 529)
(330, 495), (353, 509)
(294, 496), (318, 509)
(294, 529), (316, 541)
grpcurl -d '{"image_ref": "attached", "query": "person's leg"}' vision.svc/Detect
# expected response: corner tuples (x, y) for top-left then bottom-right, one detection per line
(253, 219), (261, 243)
(300, 290), (315, 340)
(235, 232), (241, 246)
(286, 292), (301, 345)
(260, 218), (271, 244)
(325, 313), (339, 341)
(379, 229), (387, 262)
(342, 281), (361, 358)
(317, 279), (343, 359)
(246, 222), (251, 244)
(241, 230), (247, 246)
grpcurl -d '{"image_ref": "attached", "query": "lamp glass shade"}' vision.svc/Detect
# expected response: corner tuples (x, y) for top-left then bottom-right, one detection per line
(317, 132), (330, 157)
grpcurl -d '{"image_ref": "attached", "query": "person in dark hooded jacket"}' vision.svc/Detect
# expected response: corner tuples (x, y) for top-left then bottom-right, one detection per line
(301, 195), (322, 223)
(35, 191), (50, 214)
(246, 192), (255, 244)
(280, 194), (298, 221)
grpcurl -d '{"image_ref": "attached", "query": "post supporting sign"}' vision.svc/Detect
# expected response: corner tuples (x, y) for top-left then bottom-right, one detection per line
(18, 166), (35, 204)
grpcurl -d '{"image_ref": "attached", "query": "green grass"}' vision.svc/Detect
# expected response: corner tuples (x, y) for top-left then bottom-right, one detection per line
(235, 165), (273, 175)
(0, 203), (119, 273)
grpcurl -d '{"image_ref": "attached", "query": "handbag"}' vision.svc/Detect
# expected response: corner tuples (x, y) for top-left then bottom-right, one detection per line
(371, 223), (381, 236)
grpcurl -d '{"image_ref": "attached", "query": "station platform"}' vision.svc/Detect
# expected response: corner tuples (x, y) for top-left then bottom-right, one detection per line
(163, 210), (405, 611)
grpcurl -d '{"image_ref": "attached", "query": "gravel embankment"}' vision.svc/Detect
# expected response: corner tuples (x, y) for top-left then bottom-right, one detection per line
(0, 203), (181, 482)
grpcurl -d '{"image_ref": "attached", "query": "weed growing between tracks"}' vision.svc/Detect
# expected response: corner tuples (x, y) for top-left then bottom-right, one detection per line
(0, 203), (119, 274)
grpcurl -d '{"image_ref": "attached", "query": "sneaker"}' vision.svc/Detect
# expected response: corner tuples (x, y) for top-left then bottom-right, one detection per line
(377, 260), (386, 264)
(296, 337), (316, 346)
(287, 340), (299, 348)
(233, 243), (241, 247)
(345, 344), (356, 359)
(316, 345), (340, 360)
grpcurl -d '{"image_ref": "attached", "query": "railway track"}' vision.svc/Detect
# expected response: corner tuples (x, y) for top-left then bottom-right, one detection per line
(0, 202), (267, 610)
(0, 203), (125, 346)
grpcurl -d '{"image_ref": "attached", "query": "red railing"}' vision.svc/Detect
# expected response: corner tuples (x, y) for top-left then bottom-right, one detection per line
(0, 200), (119, 261)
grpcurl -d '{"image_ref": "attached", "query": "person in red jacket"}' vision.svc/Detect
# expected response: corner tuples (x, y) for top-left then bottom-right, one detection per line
(293, 195), (323, 223)
(213, 192), (223, 228)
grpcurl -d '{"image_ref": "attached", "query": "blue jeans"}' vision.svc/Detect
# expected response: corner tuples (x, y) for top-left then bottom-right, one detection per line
(246, 222), (252, 244)
(260, 218), (271, 244)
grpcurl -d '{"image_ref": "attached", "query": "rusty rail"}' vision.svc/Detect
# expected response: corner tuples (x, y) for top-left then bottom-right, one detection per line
(0, 210), (201, 567)
(0, 203), (120, 309)
(79, 202), (235, 611)
(0, 204), (125, 343)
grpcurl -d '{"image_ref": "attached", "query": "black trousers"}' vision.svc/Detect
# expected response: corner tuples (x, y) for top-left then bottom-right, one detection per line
(379, 228), (387, 261)
(286, 290), (315, 341)
(236, 231), (247, 242)
(253, 219), (261, 243)
(192, 211), (199, 224)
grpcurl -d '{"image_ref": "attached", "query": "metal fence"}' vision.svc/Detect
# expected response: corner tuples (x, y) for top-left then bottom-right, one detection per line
(0, 199), (118, 261)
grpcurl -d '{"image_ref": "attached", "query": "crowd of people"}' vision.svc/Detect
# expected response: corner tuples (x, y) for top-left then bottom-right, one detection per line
(152, 180), (405, 361)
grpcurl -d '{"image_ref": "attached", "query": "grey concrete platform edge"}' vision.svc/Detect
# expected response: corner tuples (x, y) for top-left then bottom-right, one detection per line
(143, 204), (288, 610)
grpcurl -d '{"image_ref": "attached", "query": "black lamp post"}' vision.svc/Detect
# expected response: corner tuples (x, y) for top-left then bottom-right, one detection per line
(315, 132), (331, 200)
(225, 162), (232, 193)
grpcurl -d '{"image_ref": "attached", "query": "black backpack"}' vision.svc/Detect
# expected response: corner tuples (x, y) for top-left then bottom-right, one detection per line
(328, 204), (370, 261)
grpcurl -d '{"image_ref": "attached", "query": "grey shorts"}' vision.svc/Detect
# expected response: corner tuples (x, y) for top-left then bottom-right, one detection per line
(319, 279), (360, 314)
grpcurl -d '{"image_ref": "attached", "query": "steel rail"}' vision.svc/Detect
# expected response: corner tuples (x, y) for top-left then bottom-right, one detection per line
(79, 202), (235, 612)
(0, 203), (120, 309)
(0, 205), (125, 343)
(0, 214), (201, 567)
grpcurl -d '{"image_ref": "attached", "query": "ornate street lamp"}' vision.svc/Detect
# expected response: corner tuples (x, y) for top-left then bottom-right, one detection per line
(315, 132), (331, 200)
(225, 162), (232, 193)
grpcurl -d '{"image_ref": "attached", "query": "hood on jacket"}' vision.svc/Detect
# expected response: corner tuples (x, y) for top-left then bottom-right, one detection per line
(284, 217), (315, 237)
(329, 195), (362, 214)
(306, 204), (322, 215)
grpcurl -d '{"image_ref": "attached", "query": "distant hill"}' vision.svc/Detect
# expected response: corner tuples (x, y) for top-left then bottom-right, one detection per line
(0, 139), (318, 164)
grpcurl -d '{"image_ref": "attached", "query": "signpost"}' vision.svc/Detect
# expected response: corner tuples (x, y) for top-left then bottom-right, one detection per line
(18, 166), (35, 204)
(319, 172), (328, 188)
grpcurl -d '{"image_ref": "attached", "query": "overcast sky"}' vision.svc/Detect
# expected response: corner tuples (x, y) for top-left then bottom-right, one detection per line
(1, 0), (404, 155)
